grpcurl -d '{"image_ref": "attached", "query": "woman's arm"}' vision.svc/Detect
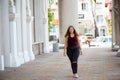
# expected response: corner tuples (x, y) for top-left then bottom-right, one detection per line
(63, 36), (68, 56)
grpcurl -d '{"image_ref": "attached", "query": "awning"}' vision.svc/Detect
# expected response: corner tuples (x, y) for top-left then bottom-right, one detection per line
(51, 19), (59, 25)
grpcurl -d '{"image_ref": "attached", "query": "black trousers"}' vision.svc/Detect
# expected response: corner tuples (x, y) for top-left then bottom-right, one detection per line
(67, 46), (80, 74)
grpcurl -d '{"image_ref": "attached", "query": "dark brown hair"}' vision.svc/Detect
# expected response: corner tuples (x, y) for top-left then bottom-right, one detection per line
(64, 25), (79, 38)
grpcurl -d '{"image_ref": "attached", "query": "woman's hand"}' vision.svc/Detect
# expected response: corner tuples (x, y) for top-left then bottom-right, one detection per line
(63, 51), (66, 57)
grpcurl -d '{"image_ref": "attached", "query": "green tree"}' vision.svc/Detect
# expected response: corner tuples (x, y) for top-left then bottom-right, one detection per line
(109, 19), (112, 35)
(48, 8), (54, 32)
(94, 0), (96, 3)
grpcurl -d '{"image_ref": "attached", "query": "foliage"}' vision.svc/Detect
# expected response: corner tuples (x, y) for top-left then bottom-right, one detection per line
(48, 8), (54, 32)
(108, 19), (112, 36)
(94, 0), (96, 3)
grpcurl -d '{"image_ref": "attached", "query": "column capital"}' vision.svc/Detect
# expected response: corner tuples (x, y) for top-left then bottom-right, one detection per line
(9, 0), (15, 14)
(9, 0), (16, 21)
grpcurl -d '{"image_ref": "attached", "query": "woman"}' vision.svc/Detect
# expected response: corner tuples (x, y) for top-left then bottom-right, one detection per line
(63, 25), (82, 78)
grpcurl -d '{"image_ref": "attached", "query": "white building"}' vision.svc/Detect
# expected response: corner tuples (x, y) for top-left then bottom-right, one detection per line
(96, 0), (108, 36)
(78, 0), (94, 35)
(0, 0), (49, 70)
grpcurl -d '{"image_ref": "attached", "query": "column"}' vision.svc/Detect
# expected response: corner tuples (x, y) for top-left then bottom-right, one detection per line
(21, 0), (30, 62)
(26, 0), (35, 60)
(34, 0), (49, 53)
(0, 0), (4, 70)
(9, 0), (21, 67)
(42, 0), (49, 53)
(1, 0), (11, 67)
(115, 0), (120, 56)
(34, 0), (44, 42)
(114, 0), (120, 43)
(112, 0), (120, 52)
(16, 0), (24, 64)
(112, 0), (116, 45)
(117, 1), (120, 43)
(58, 0), (79, 43)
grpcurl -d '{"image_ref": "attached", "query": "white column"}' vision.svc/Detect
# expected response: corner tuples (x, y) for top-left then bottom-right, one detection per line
(58, 0), (79, 43)
(26, 0), (35, 60)
(21, 0), (30, 62)
(16, 0), (24, 64)
(1, 0), (11, 67)
(0, 0), (4, 70)
(34, 0), (44, 42)
(42, 0), (49, 53)
(9, 0), (21, 67)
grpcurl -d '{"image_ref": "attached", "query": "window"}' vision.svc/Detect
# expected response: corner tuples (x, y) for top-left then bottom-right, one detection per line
(97, 15), (103, 23)
(78, 14), (84, 19)
(81, 3), (88, 10)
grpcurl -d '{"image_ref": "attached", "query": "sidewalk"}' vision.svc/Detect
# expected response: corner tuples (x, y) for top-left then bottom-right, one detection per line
(0, 48), (120, 80)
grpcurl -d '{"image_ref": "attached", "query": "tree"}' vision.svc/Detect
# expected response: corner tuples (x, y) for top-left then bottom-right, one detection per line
(48, 0), (54, 32)
(48, 8), (54, 32)
(94, 0), (96, 3)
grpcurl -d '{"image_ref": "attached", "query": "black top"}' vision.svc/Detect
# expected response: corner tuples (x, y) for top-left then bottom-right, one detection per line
(68, 36), (79, 47)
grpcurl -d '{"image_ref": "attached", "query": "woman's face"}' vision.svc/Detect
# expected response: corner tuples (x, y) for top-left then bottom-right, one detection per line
(69, 27), (74, 34)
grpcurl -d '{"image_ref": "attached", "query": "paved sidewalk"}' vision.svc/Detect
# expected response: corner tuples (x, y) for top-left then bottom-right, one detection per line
(0, 48), (120, 80)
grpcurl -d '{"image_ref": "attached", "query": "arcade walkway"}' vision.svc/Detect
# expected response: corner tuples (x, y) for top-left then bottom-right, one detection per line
(0, 48), (120, 80)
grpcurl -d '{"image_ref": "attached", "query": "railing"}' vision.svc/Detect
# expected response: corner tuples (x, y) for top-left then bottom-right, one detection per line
(32, 42), (44, 55)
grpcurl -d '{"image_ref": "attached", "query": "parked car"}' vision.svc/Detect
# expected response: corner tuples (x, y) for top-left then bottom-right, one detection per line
(84, 33), (94, 44)
(90, 36), (112, 47)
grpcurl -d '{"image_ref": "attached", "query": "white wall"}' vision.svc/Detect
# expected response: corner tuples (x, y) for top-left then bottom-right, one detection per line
(34, 0), (44, 42)
(96, 0), (108, 36)
(0, 0), (2, 54)
(78, 0), (94, 21)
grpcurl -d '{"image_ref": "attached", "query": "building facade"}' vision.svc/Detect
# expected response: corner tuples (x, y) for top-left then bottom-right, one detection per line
(78, 0), (95, 36)
(95, 0), (109, 36)
(0, 0), (49, 70)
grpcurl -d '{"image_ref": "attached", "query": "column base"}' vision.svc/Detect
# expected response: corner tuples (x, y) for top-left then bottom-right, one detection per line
(23, 51), (30, 62)
(0, 55), (4, 70)
(3, 51), (34, 68)
(29, 51), (35, 60)
(112, 44), (120, 51)
(18, 52), (25, 64)
(117, 49), (120, 57)
(4, 53), (21, 67)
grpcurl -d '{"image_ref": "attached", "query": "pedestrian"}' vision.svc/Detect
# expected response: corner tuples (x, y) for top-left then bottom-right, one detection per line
(63, 25), (82, 78)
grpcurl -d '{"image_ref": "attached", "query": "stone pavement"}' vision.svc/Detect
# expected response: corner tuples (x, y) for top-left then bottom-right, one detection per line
(0, 48), (120, 80)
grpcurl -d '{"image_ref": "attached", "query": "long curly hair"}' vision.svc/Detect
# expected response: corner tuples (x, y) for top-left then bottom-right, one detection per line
(64, 25), (79, 38)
